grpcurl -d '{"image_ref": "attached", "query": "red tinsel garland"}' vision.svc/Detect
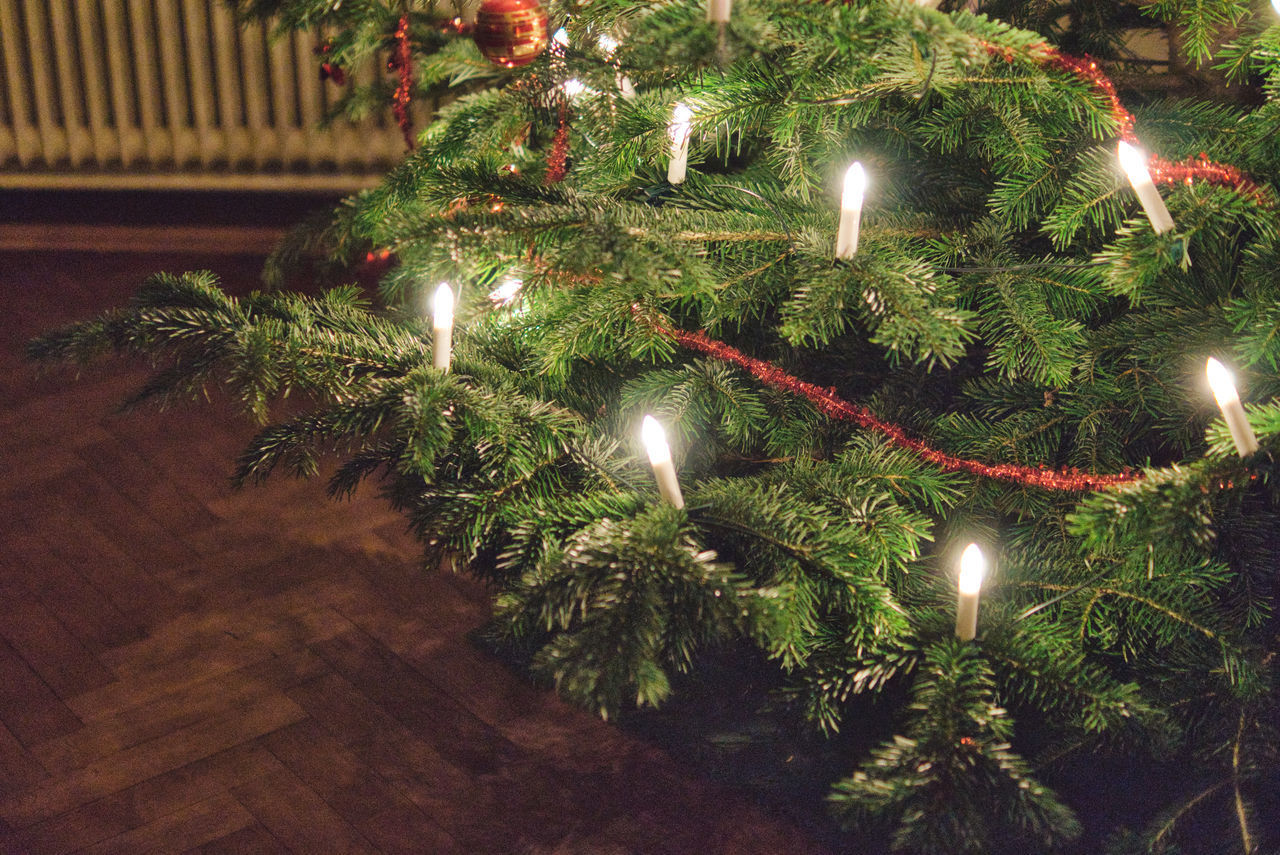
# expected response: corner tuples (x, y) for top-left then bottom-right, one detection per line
(662, 324), (1137, 491)
(1015, 43), (1270, 203)
(545, 100), (571, 184)
(393, 15), (415, 150)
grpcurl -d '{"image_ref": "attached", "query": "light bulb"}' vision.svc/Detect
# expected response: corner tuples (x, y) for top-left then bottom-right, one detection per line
(842, 162), (867, 212)
(1206, 357), (1240, 408)
(432, 282), (454, 330)
(598, 34), (619, 56)
(1117, 140), (1150, 185)
(958, 543), (985, 596)
(488, 277), (523, 306)
(562, 78), (587, 98)
(1273, 0), (1280, 17)
(641, 415), (672, 466)
(670, 103), (693, 144)
(552, 27), (569, 47)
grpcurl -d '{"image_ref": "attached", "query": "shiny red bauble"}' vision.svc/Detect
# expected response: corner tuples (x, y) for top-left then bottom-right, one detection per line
(473, 0), (549, 67)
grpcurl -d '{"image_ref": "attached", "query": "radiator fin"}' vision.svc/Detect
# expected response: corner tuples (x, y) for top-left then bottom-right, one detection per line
(1, 0), (410, 188)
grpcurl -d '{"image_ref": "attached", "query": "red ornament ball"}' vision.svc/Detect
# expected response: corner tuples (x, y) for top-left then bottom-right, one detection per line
(473, 0), (548, 68)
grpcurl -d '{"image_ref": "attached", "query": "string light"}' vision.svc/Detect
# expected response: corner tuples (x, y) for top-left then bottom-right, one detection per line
(1117, 141), (1175, 234)
(641, 416), (684, 507)
(1206, 357), (1259, 457)
(956, 543), (986, 642)
(488, 277), (523, 306)
(836, 162), (867, 259)
(668, 103), (693, 185)
(432, 283), (454, 372)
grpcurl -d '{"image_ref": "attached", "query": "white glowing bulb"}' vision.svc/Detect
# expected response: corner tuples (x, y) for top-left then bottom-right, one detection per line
(668, 104), (694, 184)
(641, 415), (672, 465)
(562, 78), (587, 98)
(1117, 141), (1150, 185)
(431, 283), (455, 372)
(598, 34), (619, 56)
(1206, 357), (1239, 408)
(1206, 357), (1259, 457)
(958, 543), (986, 596)
(835, 161), (867, 259)
(432, 283), (454, 330)
(1273, 0), (1280, 17)
(489, 277), (523, 306)
(842, 162), (867, 212)
(641, 415), (683, 507)
(553, 27), (569, 47)
(670, 103), (693, 144)
(1117, 140), (1175, 234)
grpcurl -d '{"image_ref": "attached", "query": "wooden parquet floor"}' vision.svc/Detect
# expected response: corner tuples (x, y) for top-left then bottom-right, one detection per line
(0, 249), (829, 855)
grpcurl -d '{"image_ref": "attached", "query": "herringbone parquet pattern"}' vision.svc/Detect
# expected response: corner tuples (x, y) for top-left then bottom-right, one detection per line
(0, 248), (828, 855)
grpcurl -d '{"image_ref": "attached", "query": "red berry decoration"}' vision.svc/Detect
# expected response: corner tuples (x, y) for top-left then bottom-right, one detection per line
(473, 0), (549, 68)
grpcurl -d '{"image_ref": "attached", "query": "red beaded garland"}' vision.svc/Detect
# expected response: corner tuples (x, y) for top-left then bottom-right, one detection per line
(473, 0), (549, 68)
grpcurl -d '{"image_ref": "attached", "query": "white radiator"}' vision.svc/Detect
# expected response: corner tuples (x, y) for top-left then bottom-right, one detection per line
(0, 0), (410, 189)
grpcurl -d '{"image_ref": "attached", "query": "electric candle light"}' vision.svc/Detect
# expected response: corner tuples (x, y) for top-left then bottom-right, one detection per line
(955, 543), (985, 642)
(488, 276), (522, 306)
(835, 161), (867, 260)
(432, 282), (455, 372)
(1117, 141), (1175, 235)
(667, 103), (693, 185)
(707, 0), (731, 23)
(1206, 357), (1259, 457)
(641, 415), (684, 508)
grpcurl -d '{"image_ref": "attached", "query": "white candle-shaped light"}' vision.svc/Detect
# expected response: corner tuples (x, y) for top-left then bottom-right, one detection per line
(707, 0), (731, 23)
(432, 282), (454, 372)
(1117, 141), (1175, 235)
(667, 103), (693, 185)
(955, 543), (985, 642)
(641, 415), (684, 508)
(835, 161), (867, 260)
(1207, 357), (1259, 457)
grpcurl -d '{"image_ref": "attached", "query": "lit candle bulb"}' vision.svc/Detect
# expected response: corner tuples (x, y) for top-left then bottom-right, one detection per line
(1206, 357), (1259, 457)
(641, 415), (684, 508)
(707, 0), (731, 23)
(432, 282), (454, 372)
(488, 276), (522, 306)
(668, 103), (693, 185)
(1117, 141), (1175, 235)
(835, 161), (866, 260)
(955, 543), (985, 642)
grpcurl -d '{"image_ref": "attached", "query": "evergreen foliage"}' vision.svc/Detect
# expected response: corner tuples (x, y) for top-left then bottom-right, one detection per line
(30, 0), (1280, 850)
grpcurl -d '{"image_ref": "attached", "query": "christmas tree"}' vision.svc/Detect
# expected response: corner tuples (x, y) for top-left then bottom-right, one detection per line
(30, 0), (1280, 851)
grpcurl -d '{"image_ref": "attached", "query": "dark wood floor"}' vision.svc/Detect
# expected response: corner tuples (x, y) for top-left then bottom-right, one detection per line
(0, 248), (830, 854)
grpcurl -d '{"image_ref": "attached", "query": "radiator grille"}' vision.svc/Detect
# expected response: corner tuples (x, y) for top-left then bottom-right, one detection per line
(0, 0), (409, 189)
